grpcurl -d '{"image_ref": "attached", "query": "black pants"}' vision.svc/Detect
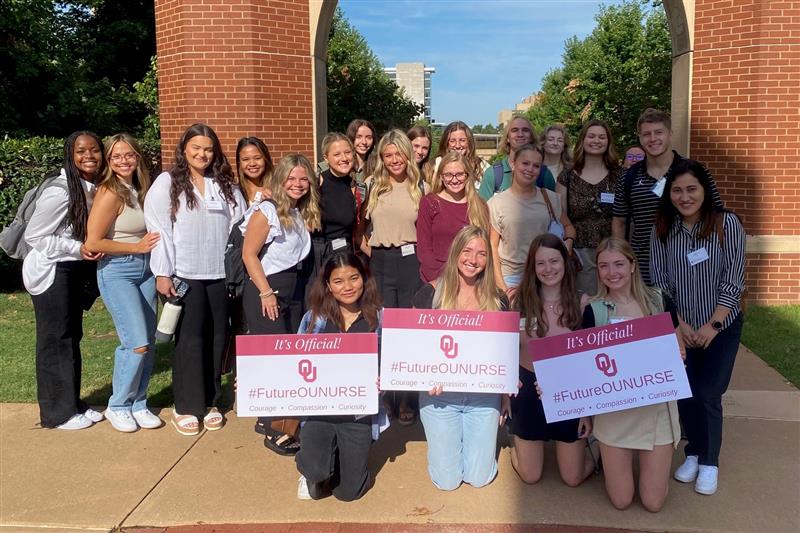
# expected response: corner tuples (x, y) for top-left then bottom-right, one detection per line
(679, 315), (743, 466)
(31, 261), (97, 427)
(243, 269), (300, 335)
(370, 246), (421, 308)
(173, 277), (228, 419)
(295, 418), (373, 501)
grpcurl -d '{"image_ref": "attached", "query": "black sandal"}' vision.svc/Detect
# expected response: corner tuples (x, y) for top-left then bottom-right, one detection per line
(263, 430), (301, 456)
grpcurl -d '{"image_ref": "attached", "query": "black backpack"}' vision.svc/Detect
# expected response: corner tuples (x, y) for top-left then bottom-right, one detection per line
(224, 199), (276, 299)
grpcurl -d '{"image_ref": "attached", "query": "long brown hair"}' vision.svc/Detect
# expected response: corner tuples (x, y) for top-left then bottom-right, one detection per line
(407, 125), (434, 184)
(572, 119), (619, 175)
(269, 154), (321, 232)
(515, 234), (582, 338)
(235, 136), (274, 198)
(306, 252), (382, 332)
(436, 121), (483, 178)
(101, 133), (150, 207)
(655, 159), (721, 243)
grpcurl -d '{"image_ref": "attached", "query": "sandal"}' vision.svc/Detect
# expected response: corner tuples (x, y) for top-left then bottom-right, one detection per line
(264, 430), (301, 456)
(203, 408), (224, 431)
(171, 410), (200, 436)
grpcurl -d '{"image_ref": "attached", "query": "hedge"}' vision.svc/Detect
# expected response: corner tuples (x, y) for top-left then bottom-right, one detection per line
(0, 136), (161, 290)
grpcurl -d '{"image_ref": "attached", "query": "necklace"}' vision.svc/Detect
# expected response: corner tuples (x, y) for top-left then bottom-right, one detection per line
(543, 298), (561, 311)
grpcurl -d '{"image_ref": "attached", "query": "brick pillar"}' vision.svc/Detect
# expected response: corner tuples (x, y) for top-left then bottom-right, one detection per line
(691, 0), (800, 304)
(154, 0), (315, 167)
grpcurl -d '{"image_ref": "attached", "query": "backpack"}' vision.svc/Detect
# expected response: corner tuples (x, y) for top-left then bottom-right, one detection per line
(224, 199), (276, 299)
(0, 175), (68, 260)
(492, 160), (546, 194)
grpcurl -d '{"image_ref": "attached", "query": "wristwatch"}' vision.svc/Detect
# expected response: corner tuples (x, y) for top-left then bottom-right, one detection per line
(711, 321), (723, 331)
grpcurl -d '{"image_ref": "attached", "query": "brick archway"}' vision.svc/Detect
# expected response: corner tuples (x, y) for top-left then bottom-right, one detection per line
(154, 0), (799, 304)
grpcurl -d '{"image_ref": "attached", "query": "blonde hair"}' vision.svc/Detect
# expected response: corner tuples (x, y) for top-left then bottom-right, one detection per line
(500, 116), (537, 157)
(432, 151), (489, 231)
(269, 154), (321, 232)
(101, 133), (150, 207)
(592, 237), (663, 315)
(435, 226), (503, 311)
(321, 132), (355, 177)
(541, 123), (572, 166)
(366, 130), (423, 218)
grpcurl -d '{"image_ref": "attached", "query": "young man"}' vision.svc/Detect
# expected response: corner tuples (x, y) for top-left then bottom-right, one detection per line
(611, 109), (723, 285)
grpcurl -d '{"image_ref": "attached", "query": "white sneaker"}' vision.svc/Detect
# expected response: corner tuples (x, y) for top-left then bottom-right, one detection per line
(105, 408), (138, 433)
(674, 455), (699, 483)
(297, 476), (311, 500)
(84, 408), (105, 423)
(133, 409), (163, 429)
(695, 465), (719, 495)
(56, 413), (93, 430)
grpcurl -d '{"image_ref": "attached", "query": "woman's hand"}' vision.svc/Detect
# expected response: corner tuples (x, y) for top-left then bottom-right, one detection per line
(577, 416), (592, 439)
(134, 232), (160, 254)
(678, 321), (698, 348)
(428, 384), (444, 396)
(80, 244), (103, 261)
(534, 380), (543, 400)
(156, 276), (177, 298)
(695, 323), (719, 349)
(261, 293), (279, 321)
(500, 394), (511, 427)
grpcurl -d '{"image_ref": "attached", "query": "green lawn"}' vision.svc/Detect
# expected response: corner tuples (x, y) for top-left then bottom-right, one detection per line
(741, 304), (800, 387)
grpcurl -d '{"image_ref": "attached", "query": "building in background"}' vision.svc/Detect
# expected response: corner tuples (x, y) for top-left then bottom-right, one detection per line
(498, 94), (540, 127)
(384, 63), (435, 121)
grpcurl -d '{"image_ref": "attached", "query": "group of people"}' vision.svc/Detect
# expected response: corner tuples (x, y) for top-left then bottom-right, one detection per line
(19, 108), (745, 510)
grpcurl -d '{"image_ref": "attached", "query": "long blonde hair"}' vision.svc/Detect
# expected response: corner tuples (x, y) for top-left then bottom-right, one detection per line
(269, 154), (321, 232)
(366, 130), (423, 218)
(101, 133), (150, 207)
(593, 237), (663, 315)
(432, 151), (489, 231)
(435, 226), (504, 311)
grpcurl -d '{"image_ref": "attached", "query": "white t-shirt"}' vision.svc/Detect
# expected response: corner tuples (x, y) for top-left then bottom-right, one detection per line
(239, 201), (311, 276)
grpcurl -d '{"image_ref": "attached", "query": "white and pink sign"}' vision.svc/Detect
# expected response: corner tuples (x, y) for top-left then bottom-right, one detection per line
(236, 333), (379, 417)
(530, 312), (691, 423)
(380, 308), (520, 393)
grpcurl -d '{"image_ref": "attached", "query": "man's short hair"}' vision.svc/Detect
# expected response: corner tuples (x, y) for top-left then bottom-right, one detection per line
(637, 108), (672, 132)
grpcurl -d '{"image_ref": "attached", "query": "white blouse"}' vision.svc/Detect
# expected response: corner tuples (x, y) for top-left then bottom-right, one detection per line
(23, 169), (97, 295)
(144, 171), (246, 280)
(239, 201), (311, 276)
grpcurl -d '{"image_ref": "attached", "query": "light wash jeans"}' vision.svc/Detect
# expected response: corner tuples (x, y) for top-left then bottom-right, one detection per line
(503, 273), (522, 289)
(419, 391), (501, 490)
(97, 254), (157, 413)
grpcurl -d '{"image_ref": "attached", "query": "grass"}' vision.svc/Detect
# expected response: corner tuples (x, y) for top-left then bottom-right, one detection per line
(0, 292), (233, 407)
(740, 304), (800, 387)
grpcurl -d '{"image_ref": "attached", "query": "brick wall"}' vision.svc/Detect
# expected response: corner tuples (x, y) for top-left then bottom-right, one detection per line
(692, 0), (800, 304)
(154, 0), (314, 167)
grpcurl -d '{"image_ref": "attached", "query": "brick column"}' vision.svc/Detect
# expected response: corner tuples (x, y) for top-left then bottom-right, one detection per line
(154, 0), (315, 167)
(691, 0), (800, 304)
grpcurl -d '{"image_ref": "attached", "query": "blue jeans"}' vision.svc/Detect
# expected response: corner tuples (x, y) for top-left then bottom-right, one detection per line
(97, 254), (157, 412)
(419, 391), (501, 490)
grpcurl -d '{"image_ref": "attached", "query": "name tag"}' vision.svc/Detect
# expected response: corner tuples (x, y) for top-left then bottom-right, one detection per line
(206, 200), (223, 210)
(600, 192), (615, 204)
(651, 177), (666, 198)
(401, 244), (415, 257)
(331, 238), (347, 251)
(687, 247), (709, 266)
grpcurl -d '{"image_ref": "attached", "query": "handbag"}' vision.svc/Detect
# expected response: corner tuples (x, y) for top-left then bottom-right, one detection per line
(542, 185), (582, 272)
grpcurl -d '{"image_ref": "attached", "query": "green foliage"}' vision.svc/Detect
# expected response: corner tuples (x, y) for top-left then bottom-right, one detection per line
(134, 56), (161, 144)
(741, 305), (800, 387)
(526, 1), (671, 150)
(472, 124), (499, 134)
(326, 8), (424, 134)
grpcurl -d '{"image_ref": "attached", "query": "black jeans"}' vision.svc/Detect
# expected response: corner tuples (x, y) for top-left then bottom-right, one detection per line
(295, 418), (373, 501)
(679, 314), (743, 466)
(31, 260), (97, 427)
(370, 246), (420, 308)
(173, 277), (228, 419)
(243, 269), (299, 335)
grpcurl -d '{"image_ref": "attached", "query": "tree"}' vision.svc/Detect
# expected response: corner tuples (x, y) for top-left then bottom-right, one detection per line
(526, 1), (671, 150)
(326, 8), (423, 135)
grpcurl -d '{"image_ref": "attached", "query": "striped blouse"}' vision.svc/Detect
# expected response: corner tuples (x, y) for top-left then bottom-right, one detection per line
(649, 211), (745, 330)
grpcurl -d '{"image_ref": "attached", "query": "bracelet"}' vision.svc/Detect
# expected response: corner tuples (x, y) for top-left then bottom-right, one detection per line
(259, 289), (279, 299)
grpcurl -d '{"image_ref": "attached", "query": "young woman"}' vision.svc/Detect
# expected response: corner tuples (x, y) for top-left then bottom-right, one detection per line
(241, 153), (321, 454)
(407, 125), (434, 186)
(478, 116), (556, 200)
(145, 123), (246, 436)
(413, 225), (508, 490)
(511, 233), (594, 486)
(85, 133), (161, 432)
(236, 136), (274, 205)
(416, 151), (489, 283)
(557, 119), (621, 295)
(651, 159), (745, 496)
(541, 124), (572, 181)
(23, 131), (106, 430)
(583, 237), (683, 512)
(623, 145), (646, 169)
(295, 252), (382, 501)
(433, 121), (488, 183)
(346, 119), (376, 183)
(488, 144), (576, 301)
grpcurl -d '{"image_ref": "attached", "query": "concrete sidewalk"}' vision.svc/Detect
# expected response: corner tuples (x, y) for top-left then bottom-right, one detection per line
(1, 346), (798, 533)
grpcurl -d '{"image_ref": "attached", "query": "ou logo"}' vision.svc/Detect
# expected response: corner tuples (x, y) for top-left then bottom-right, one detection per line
(595, 352), (618, 377)
(298, 359), (317, 383)
(440, 335), (459, 359)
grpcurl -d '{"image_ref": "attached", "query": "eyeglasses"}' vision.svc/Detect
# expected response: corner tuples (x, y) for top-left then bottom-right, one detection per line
(442, 172), (467, 180)
(625, 153), (645, 162)
(110, 153), (138, 163)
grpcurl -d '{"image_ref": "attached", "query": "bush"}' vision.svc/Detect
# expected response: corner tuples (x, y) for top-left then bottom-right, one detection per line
(0, 135), (161, 290)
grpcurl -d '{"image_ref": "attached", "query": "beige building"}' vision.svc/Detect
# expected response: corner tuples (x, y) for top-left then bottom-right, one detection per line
(498, 94), (540, 127)
(384, 63), (435, 121)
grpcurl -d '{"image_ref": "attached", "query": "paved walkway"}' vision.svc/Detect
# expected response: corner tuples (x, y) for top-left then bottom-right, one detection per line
(1, 346), (798, 533)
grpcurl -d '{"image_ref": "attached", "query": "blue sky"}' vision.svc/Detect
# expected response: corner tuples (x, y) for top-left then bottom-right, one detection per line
(339, 0), (626, 126)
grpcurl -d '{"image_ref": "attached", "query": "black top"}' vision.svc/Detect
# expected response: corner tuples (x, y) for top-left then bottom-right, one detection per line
(412, 282), (510, 311)
(317, 168), (356, 242)
(321, 312), (374, 333)
(581, 293), (679, 329)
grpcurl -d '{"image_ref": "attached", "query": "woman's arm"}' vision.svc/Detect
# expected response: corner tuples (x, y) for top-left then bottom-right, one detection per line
(415, 197), (436, 283)
(143, 173), (177, 297)
(24, 181), (86, 260)
(85, 187), (159, 255)
(242, 209), (278, 320)
(489, 226), (507, 294)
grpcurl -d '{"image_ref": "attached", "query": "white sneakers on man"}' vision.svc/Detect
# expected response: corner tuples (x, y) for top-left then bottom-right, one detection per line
(695, 465), (719, 495)
(55, 413), (93, 430)
(105, 408), (138, 432)
(133, 409), (163, 429)
(674, 455), (699, 482)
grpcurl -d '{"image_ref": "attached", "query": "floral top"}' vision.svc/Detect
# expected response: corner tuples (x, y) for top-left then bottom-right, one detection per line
(558, 168), (620, 248)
